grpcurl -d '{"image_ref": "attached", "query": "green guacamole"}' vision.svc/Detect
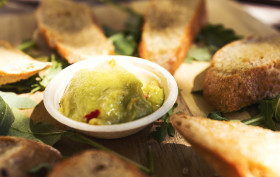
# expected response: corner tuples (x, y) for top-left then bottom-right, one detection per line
(59, 60), (164, 125)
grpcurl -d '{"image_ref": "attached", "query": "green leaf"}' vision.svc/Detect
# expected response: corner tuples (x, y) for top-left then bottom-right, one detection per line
(18, 39), (36, 51)
(39, 54), (68, 88)
(109, 33), (137, 56)
(8, 109), (64, 146)
(125, 14), (143, 42)
(241, 114), (265, 126)
(30, 121), (65, 146)
(273, 95), (280, 122)
(8, 108), (39, 141)
(151, 123), (168, 143)
(0, 91), (37, 109)
(101, 1), (143, 57)
(186, 46), (213, 61)
(0, 74), (40, 93)
(151, 103), (177, 142)
(184, 56), (193, 64)
(207, 111), (229, 121)
(258, 99), (276, 130)
(0, 96), (15, 135)
(167, 123), (175, 137)
(197, 24), (242, 48)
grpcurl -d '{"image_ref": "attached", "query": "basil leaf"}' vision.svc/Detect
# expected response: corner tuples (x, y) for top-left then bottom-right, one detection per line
(109, 33), (137, 56)
(151, 124), (168, 143)
(18, 39), (36, 51)
(8, 108), (41, 142)
(185, 24), (242, 63)
(186, 46), (213, 62)
(30, 121), (64, 146)
(273, 96), (280, 122)
(8, 109), (64, 146)
(167, 123), (175, 137)
(259, 99), (276, 130)
(39, 54), (68, 88)
(0, 96), (15, 135)
(0, 91), (37, 109)
(207, 111), (229, 121)
(197, 24), (242, 48)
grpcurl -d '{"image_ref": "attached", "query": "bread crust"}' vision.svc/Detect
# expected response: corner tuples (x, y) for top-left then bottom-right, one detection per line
(0, 40), (51, 86)
(48, 150), (147, 177)
(203, 35), (280, 112)
(138, 0), (207, 75)
(36, 0), (114, 64)
(0, 136), (61, 177)
(171, 114), (280, 177)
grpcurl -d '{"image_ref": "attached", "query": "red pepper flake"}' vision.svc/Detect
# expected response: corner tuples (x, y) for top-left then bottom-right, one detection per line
(144, 93), (149, 100)
(83, 110), (100, 123)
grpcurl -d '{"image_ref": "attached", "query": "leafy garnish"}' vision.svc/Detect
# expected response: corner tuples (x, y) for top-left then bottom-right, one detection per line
(207, 95), (280, 130)
(207, 111), (229, 121)
(109, 33), (137, 56)
(197, 24), (242, 48)
(0, 96), (15, 135)
(8, 109), (65, 146)
(185, 24), (242, 63)
(18, 39), (37, 51)
(0, 91), (37, 109)
(38, 54), (68, 89)
(184, 45), (216, 63)
(102, 0), (143, 56)
(151, 103), (178, 142)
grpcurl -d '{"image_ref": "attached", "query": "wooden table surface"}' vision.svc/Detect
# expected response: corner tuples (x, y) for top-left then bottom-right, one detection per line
(0, 0), (278, 177)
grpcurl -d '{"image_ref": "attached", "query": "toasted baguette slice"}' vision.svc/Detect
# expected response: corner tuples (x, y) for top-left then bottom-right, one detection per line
(0, 136), (61, 177)
(48, 150), (147, 177)
(0, 40), (51, 86)
(138, 0), (207, 74)
(203, 35), (280, 112)
(36, 0), (114, 63)
(172, 114), (280, 177)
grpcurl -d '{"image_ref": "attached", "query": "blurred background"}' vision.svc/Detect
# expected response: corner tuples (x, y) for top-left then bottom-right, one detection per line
(0, 0), (280, 31)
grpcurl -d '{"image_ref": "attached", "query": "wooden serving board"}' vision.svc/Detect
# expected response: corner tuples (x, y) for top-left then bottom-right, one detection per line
(0, 0), (278, 177)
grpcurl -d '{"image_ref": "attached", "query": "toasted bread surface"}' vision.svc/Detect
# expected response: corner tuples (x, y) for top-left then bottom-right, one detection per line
(171, 114), (280, 177)
(0, 40), (51, 86)
(138, 0), (207, 74)
(48, 150), (147, 177)
(36, 0), (114, 63)
(0, 136), (61, 177)
(203, 35), (280, 112)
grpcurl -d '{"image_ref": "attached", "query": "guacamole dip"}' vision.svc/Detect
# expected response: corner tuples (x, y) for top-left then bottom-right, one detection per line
(59, 60), (164, 125)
